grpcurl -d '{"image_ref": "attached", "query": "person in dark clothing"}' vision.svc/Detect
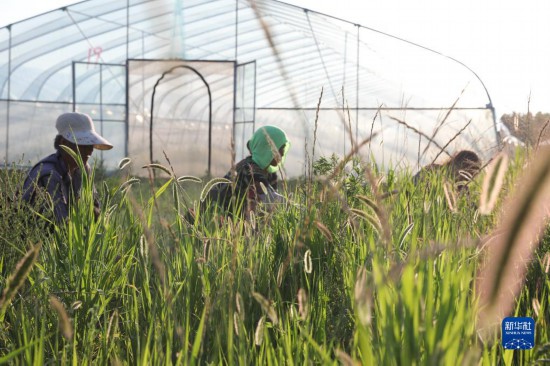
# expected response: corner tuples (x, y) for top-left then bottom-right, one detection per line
(206, 125), (290, 218)
(22, 112), (113, 222)
(413, 150), (482, 192)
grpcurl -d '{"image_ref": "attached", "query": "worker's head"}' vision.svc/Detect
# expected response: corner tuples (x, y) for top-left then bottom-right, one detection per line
(247, 126), (290, 173)
(55, 112), (113, 169)
(450, 150), (481, 184)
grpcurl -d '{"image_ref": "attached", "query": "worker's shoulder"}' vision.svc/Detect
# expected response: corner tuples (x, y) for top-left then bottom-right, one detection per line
(28, 153), (64, 181)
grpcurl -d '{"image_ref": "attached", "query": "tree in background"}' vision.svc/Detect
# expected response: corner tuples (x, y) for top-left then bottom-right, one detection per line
(500, 112), (550, 147)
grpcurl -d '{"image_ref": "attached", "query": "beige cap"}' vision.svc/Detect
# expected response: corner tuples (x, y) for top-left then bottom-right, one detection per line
(55, 112), (113, 150)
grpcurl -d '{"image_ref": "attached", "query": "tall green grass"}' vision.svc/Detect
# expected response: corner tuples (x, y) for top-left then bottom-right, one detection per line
(0, 148), (549, 364)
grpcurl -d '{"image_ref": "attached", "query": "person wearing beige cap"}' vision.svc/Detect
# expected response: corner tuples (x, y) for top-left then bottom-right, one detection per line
(22, 112), (113, 222)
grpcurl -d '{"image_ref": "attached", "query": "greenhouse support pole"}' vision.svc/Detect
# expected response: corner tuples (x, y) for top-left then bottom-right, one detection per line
(124, 1), (129, 159)
(252, 62), (257, 132)
(126, 0), (129, 60)
(99, 65), (104, 163)
(233, 0), (238, 167)
(355, 25), (360, 143)
(232, 62), (238, 168)
(5, 25), (11, 162)
(343, 32), (348, 155)
(71, 61), (76, 112)
(124, 60), (129, 158)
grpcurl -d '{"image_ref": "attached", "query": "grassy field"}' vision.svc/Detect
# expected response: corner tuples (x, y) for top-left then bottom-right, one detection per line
(1, 147), (549, 365)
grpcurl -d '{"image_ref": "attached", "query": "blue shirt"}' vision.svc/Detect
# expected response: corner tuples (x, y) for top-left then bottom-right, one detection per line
(22, 151), (94, 222)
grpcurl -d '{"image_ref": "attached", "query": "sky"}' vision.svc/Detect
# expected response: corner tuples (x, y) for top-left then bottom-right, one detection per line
(0, 0), (548, 116)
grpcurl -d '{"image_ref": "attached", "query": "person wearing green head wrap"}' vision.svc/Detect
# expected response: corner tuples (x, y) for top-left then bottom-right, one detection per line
(247, 125), (290, 173)
(206, 125), (290, 218)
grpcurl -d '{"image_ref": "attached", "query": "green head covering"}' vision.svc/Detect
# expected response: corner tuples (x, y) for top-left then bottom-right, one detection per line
(248, 126), (290, 173)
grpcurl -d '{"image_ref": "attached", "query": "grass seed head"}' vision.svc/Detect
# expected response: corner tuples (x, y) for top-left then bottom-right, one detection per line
(477, 147), (550, 330)
(335, 349), (360, 366)
(233, 312), (240, 337)
(118, 157), (132, 170)
(0, 242), (42, 318)
(543, 252), (550, 274)
(50, 296), (73, 341)
(176, 175), (202, 184)
(443, 181), (456, 212)
(297, 288), (308, 320)
(252, 291), (278, 325)
(277, 262), (286, 288)
(532, 298), (541, 317)
(235, 292), (244, 321)
(354, 266), (372, 326)
(254, 316), (266, 346)
(314, 220), (333, 241)
(479, 152), (508, 215)
(304, 250), (312, 274)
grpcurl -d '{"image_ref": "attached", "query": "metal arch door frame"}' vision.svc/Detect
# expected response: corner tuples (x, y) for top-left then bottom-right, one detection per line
(149, 64), (212, 176)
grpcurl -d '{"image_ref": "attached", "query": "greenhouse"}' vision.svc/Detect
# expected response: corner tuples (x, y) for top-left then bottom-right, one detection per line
(0, 0), (500, 177)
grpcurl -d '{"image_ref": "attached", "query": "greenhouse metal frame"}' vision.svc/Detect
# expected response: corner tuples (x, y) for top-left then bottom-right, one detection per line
(0, 0), (500, 177)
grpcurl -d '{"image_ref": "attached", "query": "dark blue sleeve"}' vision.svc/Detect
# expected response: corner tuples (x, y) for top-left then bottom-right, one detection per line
(23, 165), (68, 222)
(41, 172), (69, 222)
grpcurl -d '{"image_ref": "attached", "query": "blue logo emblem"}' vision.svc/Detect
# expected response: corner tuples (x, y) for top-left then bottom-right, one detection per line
(502, 317), (535, 350)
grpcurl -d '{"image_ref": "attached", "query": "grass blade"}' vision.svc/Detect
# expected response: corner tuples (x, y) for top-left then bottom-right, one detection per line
(191, 302), (209, 361)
